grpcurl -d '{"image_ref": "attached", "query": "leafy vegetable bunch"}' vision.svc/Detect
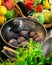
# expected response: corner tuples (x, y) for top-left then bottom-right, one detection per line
(0, 41), (52, 65)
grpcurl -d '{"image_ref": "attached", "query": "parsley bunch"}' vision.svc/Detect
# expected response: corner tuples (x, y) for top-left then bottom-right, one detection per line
(0, 41), (52, 65)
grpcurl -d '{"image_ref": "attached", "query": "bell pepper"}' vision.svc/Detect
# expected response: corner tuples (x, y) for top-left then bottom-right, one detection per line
(2, 0), (14, 10)
(0, 0), (2, 5)
(43, 0), (50, 9)
(5, 10), (14, 19)
(0, 15), (6, 25)
(0, 6), (7, 15)
(24, 0), (34, 11)
(25, 0), (34, 5)
(36, 4), (43, 12)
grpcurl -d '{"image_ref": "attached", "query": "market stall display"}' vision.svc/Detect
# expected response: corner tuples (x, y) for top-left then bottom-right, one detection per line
(0, 0), (52, 28)
(0, 0), (52, 65)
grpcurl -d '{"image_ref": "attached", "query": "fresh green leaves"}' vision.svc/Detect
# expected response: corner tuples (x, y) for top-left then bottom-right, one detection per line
(15, 41), (52, 65)
(0, 41), (52, 65)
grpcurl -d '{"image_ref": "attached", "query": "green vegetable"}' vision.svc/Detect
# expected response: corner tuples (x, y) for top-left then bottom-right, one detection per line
(13, 0), (24, 3)
(43, 12), (52, 23)
(37, 13), (45, 24)
(0, 41), (52, 65)
(5, 10), (14, 19)
(35, 0), (42, 5)
(34, 13), (45, 24)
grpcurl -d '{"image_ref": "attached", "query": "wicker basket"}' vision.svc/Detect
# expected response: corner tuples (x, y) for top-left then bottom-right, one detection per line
(43, 23), (52, 28)
(14, 3), (26, 18)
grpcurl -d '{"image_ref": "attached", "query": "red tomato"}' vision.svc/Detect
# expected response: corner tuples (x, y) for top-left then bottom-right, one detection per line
(2, 0), (14, 10)
(36, 4), (43, 12)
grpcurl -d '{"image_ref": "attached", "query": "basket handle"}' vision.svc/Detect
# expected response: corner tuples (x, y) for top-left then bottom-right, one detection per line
(2, 46), (18, 54)
(14, 3), (26, 18)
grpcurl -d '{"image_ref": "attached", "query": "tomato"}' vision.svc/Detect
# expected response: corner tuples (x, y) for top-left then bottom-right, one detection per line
(2, 0), (14, 10)
(36, 4), (43, 12)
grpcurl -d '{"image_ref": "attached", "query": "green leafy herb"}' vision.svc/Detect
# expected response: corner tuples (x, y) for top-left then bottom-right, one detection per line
(0, 41), (52, 65)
